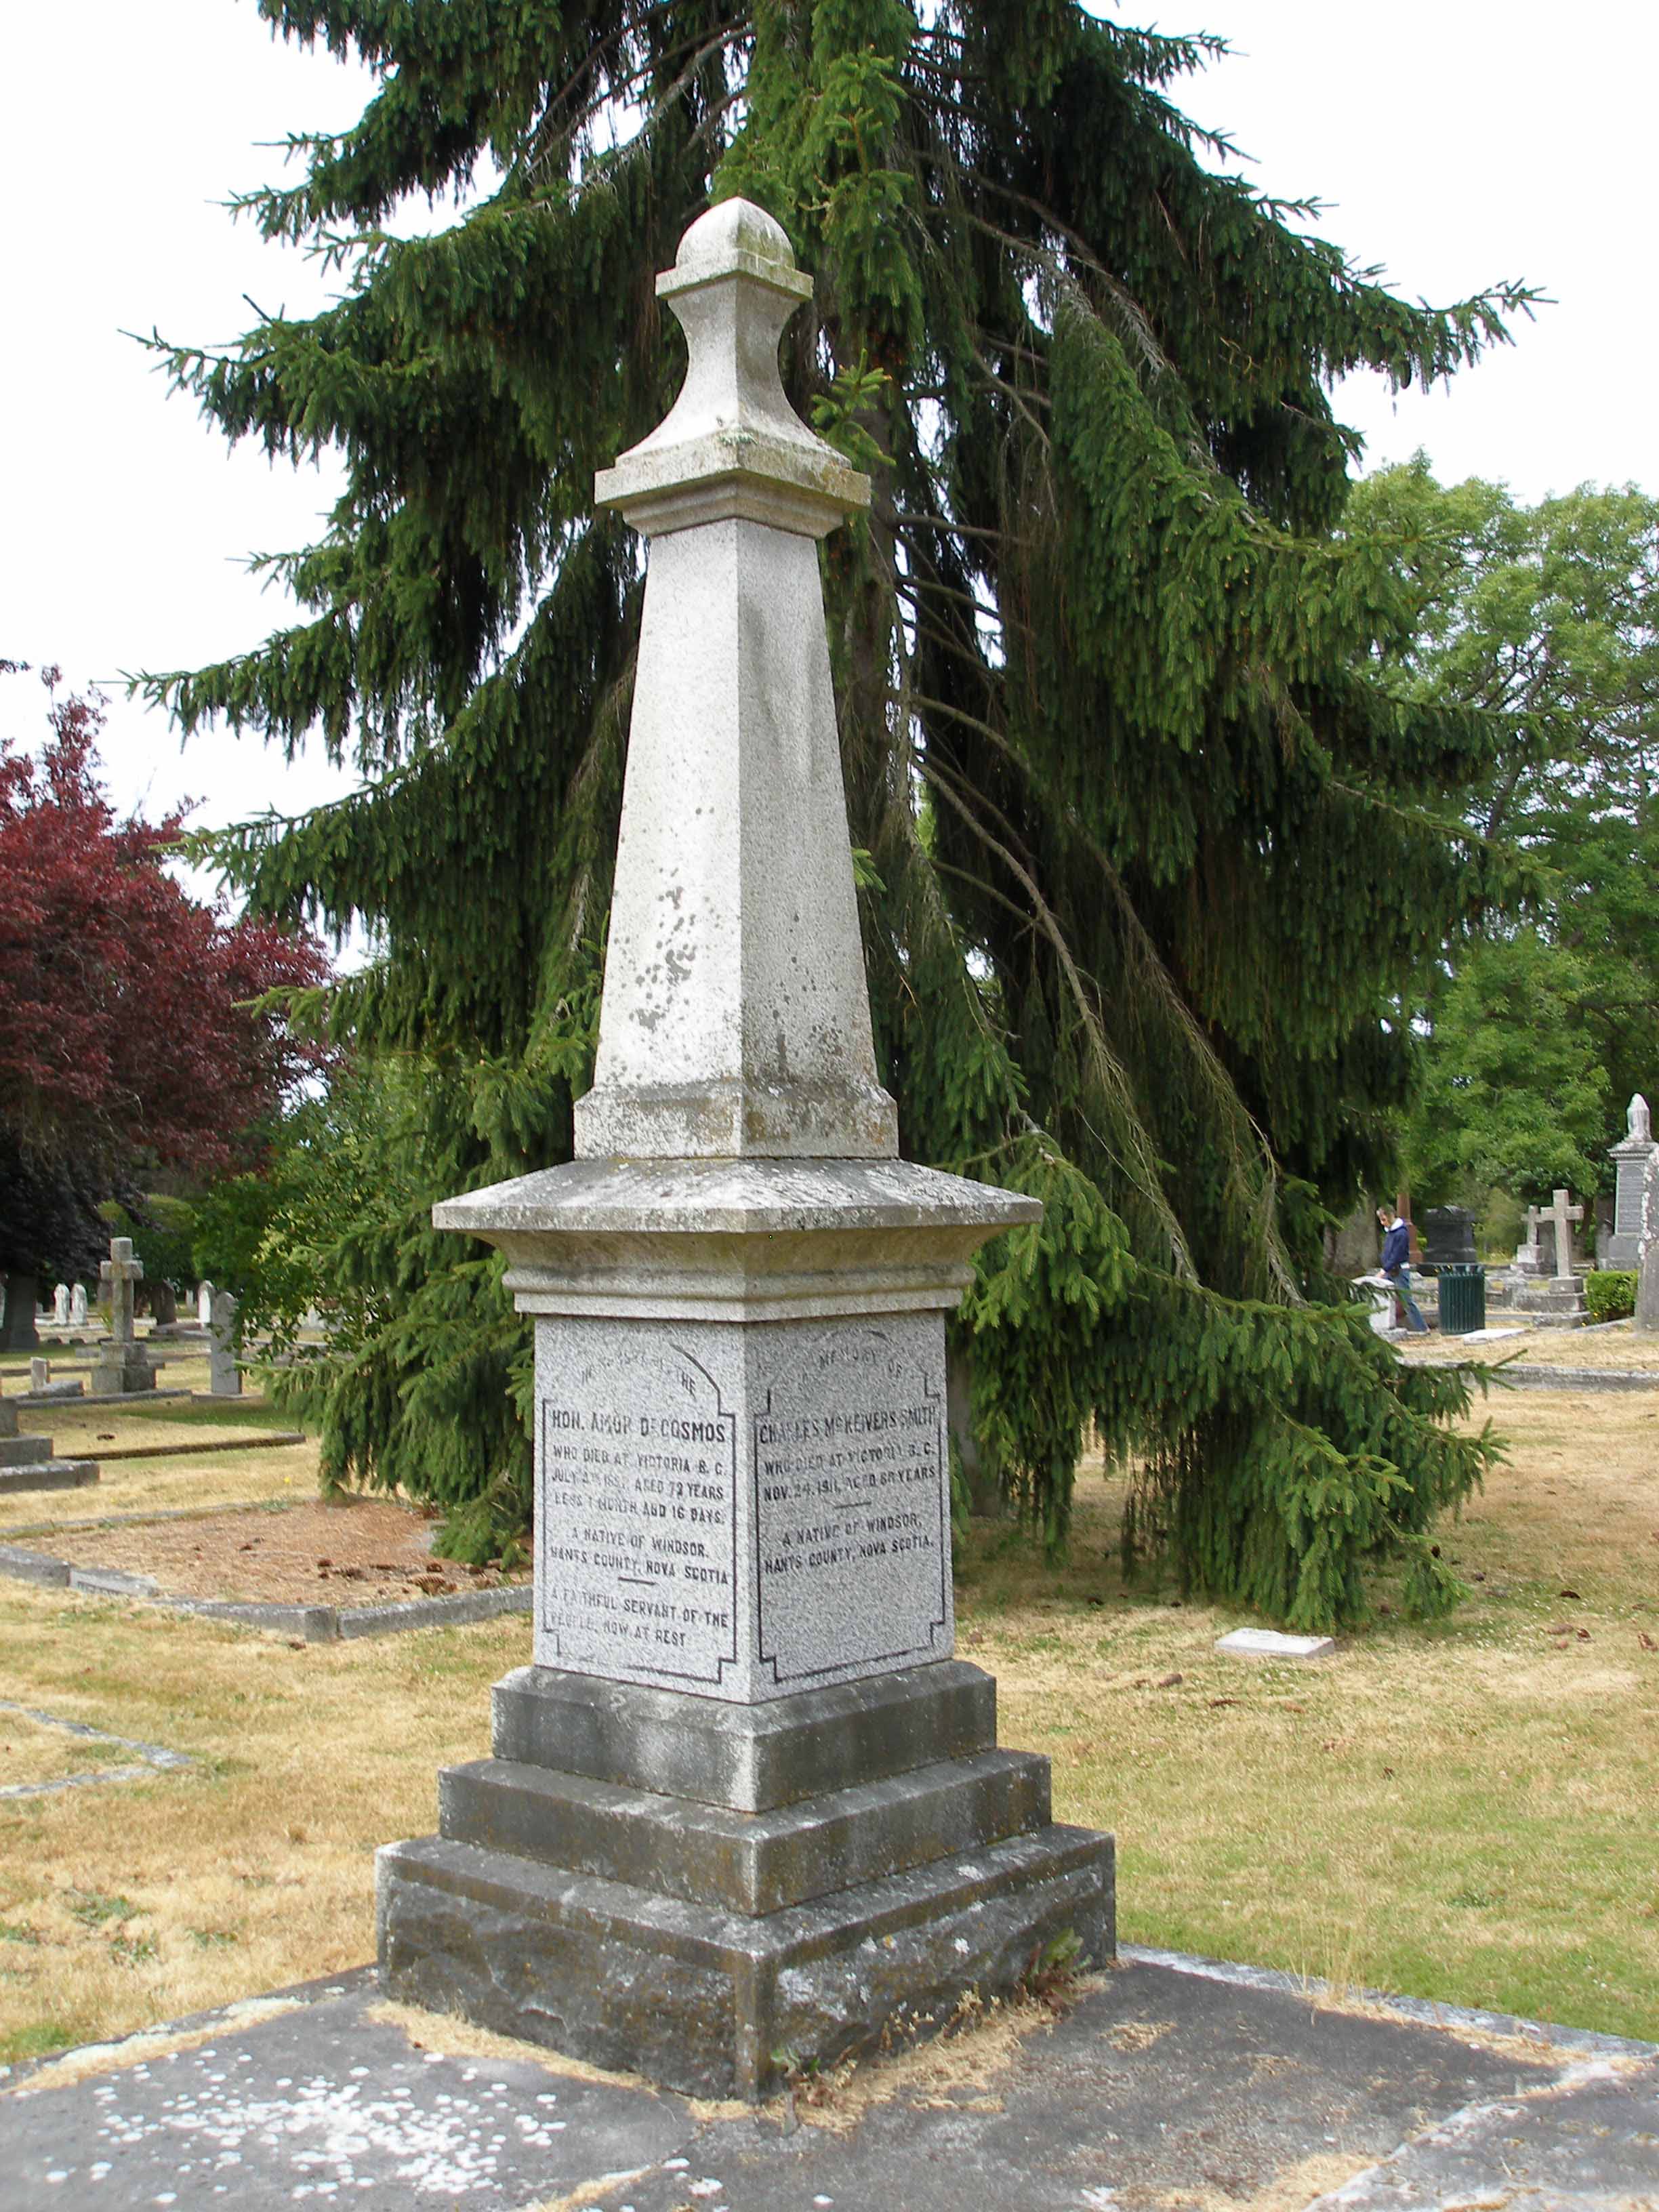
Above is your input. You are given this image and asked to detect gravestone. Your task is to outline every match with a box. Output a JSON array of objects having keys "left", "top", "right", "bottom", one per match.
[
  {"left": 207, "top": 1288, "right": 241, "bottom": 1396},
  {"left": 1420, "top": 1207, "right": 1476, "bottom": 1267},
  {"left": 1326, "top": 1201, "right": 1378, "bottom": 1279},
  {"left": 1544, "top": 1187, "right": 1584, "bottom": 1282},
  {"left": 198, "top": 1280, "right": 214, "bottom": 1326},
  {"left": 1, "top": 1273, "right": 40, "bottom": 1351},
  {"left": 69, "top": 1282, "right": 87, "bottom": 1329},
  {"left": 28, "top": 1357, "right": 47, "bottom": 1394},
  {"left": 1603, "top": 1094, "right": 1656, "bottom": 1269},
  {"left": 89, "top": 1237, "right": 158, "bottom": 1395},
  {"left": 51, "top": 1283, "right": 70, "bottom": 1327},
  {"left": 1511, "top": 1189, "right": 1588, "bottom": 1323},
  {"left": 376, "top": 201, "right": 1114, "bottom": 2100},
  {"left": 0, "top": 1381, "right": 97, "bottom": 1496},
  {"left": 1513, "top": 1204, "right": 1550, "bottom": 1278},
  {"left": 1636, "top": 1153, "right": 1659, "bottom": 1332}
]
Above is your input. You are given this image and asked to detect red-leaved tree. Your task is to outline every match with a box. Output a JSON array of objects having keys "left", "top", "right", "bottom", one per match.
[{"left": 0, "top": 665, "right": 329, "bottom": 1289}]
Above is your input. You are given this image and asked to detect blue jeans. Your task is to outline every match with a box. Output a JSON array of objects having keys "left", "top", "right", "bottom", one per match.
[{"left": 1388, "top": 1266, "right": 1429, "bottom": 1333}]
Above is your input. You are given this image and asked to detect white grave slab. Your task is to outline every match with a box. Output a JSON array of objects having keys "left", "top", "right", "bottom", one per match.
[{"left": 1215, "top": 1627, "right": 1336, "bottom": 1660}]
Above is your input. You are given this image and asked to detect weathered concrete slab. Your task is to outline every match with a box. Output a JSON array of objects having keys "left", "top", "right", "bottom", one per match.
[{"left": 1, "top": 1952, "right": 1651, "bottom": 2211}]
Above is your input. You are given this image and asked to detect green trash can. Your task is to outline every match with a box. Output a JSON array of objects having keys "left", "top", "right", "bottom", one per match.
[{"left": 1437, "top": 1263, "right": 1486, "bottom": 1336}]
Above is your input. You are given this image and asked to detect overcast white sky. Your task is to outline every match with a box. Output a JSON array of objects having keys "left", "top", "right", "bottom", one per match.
[{"left": 3, "top": 1, "right": 1654, "bottom": 870}]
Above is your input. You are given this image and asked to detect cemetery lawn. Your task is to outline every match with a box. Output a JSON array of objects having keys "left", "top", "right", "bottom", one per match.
[
  {"left": 1401, "top": 1322, "right": 1659, "bottom": 1371},
  {"left": 0, "top": 1389, "right": 1654, "bottom": 2066}
]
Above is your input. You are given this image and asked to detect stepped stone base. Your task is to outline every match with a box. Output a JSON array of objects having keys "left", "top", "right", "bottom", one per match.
[
  {"left": 378, "top": 1661, "right": 1114, "bottom": 2097},
  {"left": 1510, "top": 1277, "right": 1587, "bottom": 1324},
  {"left": 378, "top": 1822, "right": 1113, "bottom": 2100},
  {"left": 89, "top": 1346, "right": 157, "bottom": 1394}
]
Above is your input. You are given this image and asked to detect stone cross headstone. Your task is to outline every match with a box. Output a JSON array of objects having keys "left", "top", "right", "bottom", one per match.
[
  {"left": 207, "top": 1289, "right": 241, "bottom": 1397},
  {"left": 69, "top": 1282, "right": 87, "bottom": 1328},
  {"left": 1543, "top": 1188, "right": 1584, "bottom": 1284},
  {"left": 197, "top": 1280, "right": 214, "bottom": 1327},
  {"left": 51, "top": 1284, "right": 70, "bottom": 1327},
  {"left": 101, "top": 1237, "right": 142, "bottom": 1345},
  {"left": 1604, "top": 1093, "right": 1657, "bottom": 1269},
  {"left": 89, "top": 1237, "right": 157, "bottom": 1395},
  {"left": 376, "top": 200, "right": 1113, "bottom": 2101}
]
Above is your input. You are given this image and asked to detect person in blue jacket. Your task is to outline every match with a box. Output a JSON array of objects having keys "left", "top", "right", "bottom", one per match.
[{"left": 1376, "top": 1202, "right": 1429, "bottom": 1333}]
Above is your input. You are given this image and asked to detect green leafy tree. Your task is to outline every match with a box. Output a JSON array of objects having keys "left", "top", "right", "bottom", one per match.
[
  {"left": 148, "top": 2, "right": 1534, "bottom": 1624},
  {"left": 1348, "top": 460, "right": 1659, "bottom": 1206}
]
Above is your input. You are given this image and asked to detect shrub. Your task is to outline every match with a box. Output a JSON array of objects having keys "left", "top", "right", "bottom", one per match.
[{"left": 1586, "top": 1271, "right": 1637, "bottom": 1324}]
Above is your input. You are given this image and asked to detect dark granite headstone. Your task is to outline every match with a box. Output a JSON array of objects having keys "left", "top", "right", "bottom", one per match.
[{"left": 1421, "top": 1207, "right": 1477, "bottom": 1267}]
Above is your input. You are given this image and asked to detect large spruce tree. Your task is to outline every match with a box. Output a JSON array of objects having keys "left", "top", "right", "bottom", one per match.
[{"left": 152, "top": 0, "right": 1534, "bottom": 1625}]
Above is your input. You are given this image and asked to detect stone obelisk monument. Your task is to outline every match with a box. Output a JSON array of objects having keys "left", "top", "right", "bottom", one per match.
[{"left": 376, "top": 199, "right": 1115, "bottom": 2097}]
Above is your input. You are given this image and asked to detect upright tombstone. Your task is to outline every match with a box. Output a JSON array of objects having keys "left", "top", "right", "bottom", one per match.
[
  {"left": 89, "top": 1237, "right": 157, "bottom": 1395},
  {"left": 69, "top": 1282, "right": 88, "bottom": 1330},
  {"left": 1603, "top": 1094, "right": 1656, "bottom": 1269},
  {"left": 197, "top": 1280, "right": 214, "bottom": 1327},
  {"left": 1420, "top": 1207, "right": 1477, "bottom": 1269},
  {"left": 0, "top": 1274, "right": 40, "bottom": 1352},
  {"left": 376, "top": 202, "right": 1115, "bottom": 2099},
  {"left": 51, "top": 1284, "right": 70, "bottom": 1328},
  {"left": 207, "top": 1289, "right": 241, "bottom": 1397}
]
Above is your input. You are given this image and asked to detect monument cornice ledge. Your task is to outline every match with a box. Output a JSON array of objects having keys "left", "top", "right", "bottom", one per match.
[
  {"left": 595, "top": 428, "right": 869, "bottom": 540},
  {"left": 434, "top": 1155, "right": 1040, "bottom": 1240},
  {"left": 655, "top": 247, "right": 813, "bottom": 304}
]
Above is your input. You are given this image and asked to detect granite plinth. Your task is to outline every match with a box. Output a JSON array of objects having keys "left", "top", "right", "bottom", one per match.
[
  {"left": 528, "top": 1305, "right": 961, "bottom": 1702},
  {"left": 377, "top": 1821, "right": 1114, "bottom": 2100},
  {"left": 491, "top": 1659, "right": 997, "bottom": 1811}
]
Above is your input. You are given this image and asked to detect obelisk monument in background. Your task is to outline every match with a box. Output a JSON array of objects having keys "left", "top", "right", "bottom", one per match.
[{"left": 376, "top": 198, "right": 1115, "bottom": 2098}]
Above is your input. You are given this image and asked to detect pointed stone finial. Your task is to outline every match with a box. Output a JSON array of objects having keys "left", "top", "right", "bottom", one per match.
[{"left": 595, "top": 198, "right": 869, "bottom": 541}]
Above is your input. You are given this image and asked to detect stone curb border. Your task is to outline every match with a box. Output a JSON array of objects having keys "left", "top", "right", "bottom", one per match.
[
  {"left": 1492, "top": 1365, "right": 1659, "bottom": 1391},
  {"left": 1120, "top": 1944, "right": 1659, "bottom": 2061},
  {"left": 0, "top": 1697, "right": 194, "bottom": 1803},
  {"left": 0, "top": 1540, "right": 533, "bottom": 1643}
]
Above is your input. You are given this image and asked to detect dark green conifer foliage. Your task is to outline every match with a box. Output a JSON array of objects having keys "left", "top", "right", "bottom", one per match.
[{"left": 152, "top": 0, "right": 1534, "bottom": 1622}]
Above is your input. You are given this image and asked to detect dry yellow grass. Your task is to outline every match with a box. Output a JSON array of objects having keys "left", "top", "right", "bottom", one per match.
[
  {"left": 41, "top": 1400, "right": 281, "bottom": 1456},
  {"left": 1402, "top": 1320, "right": 1659, "bottom": 1371},
  {"left": 0, "top": 1592, "right": 518, "bottom": 2062},
  {"left": 970, "top": 1388, "right": 1659, "bottom": 2041},
  {"left": 0, "top": 1384, "right": 1653, "bottom": 2068},
  {"left": 0, "top": 1440, "right": 318, "bottom": 1538},
  {"left": 0, "top": 1712, "right": 128, "bottom": 1790}
]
